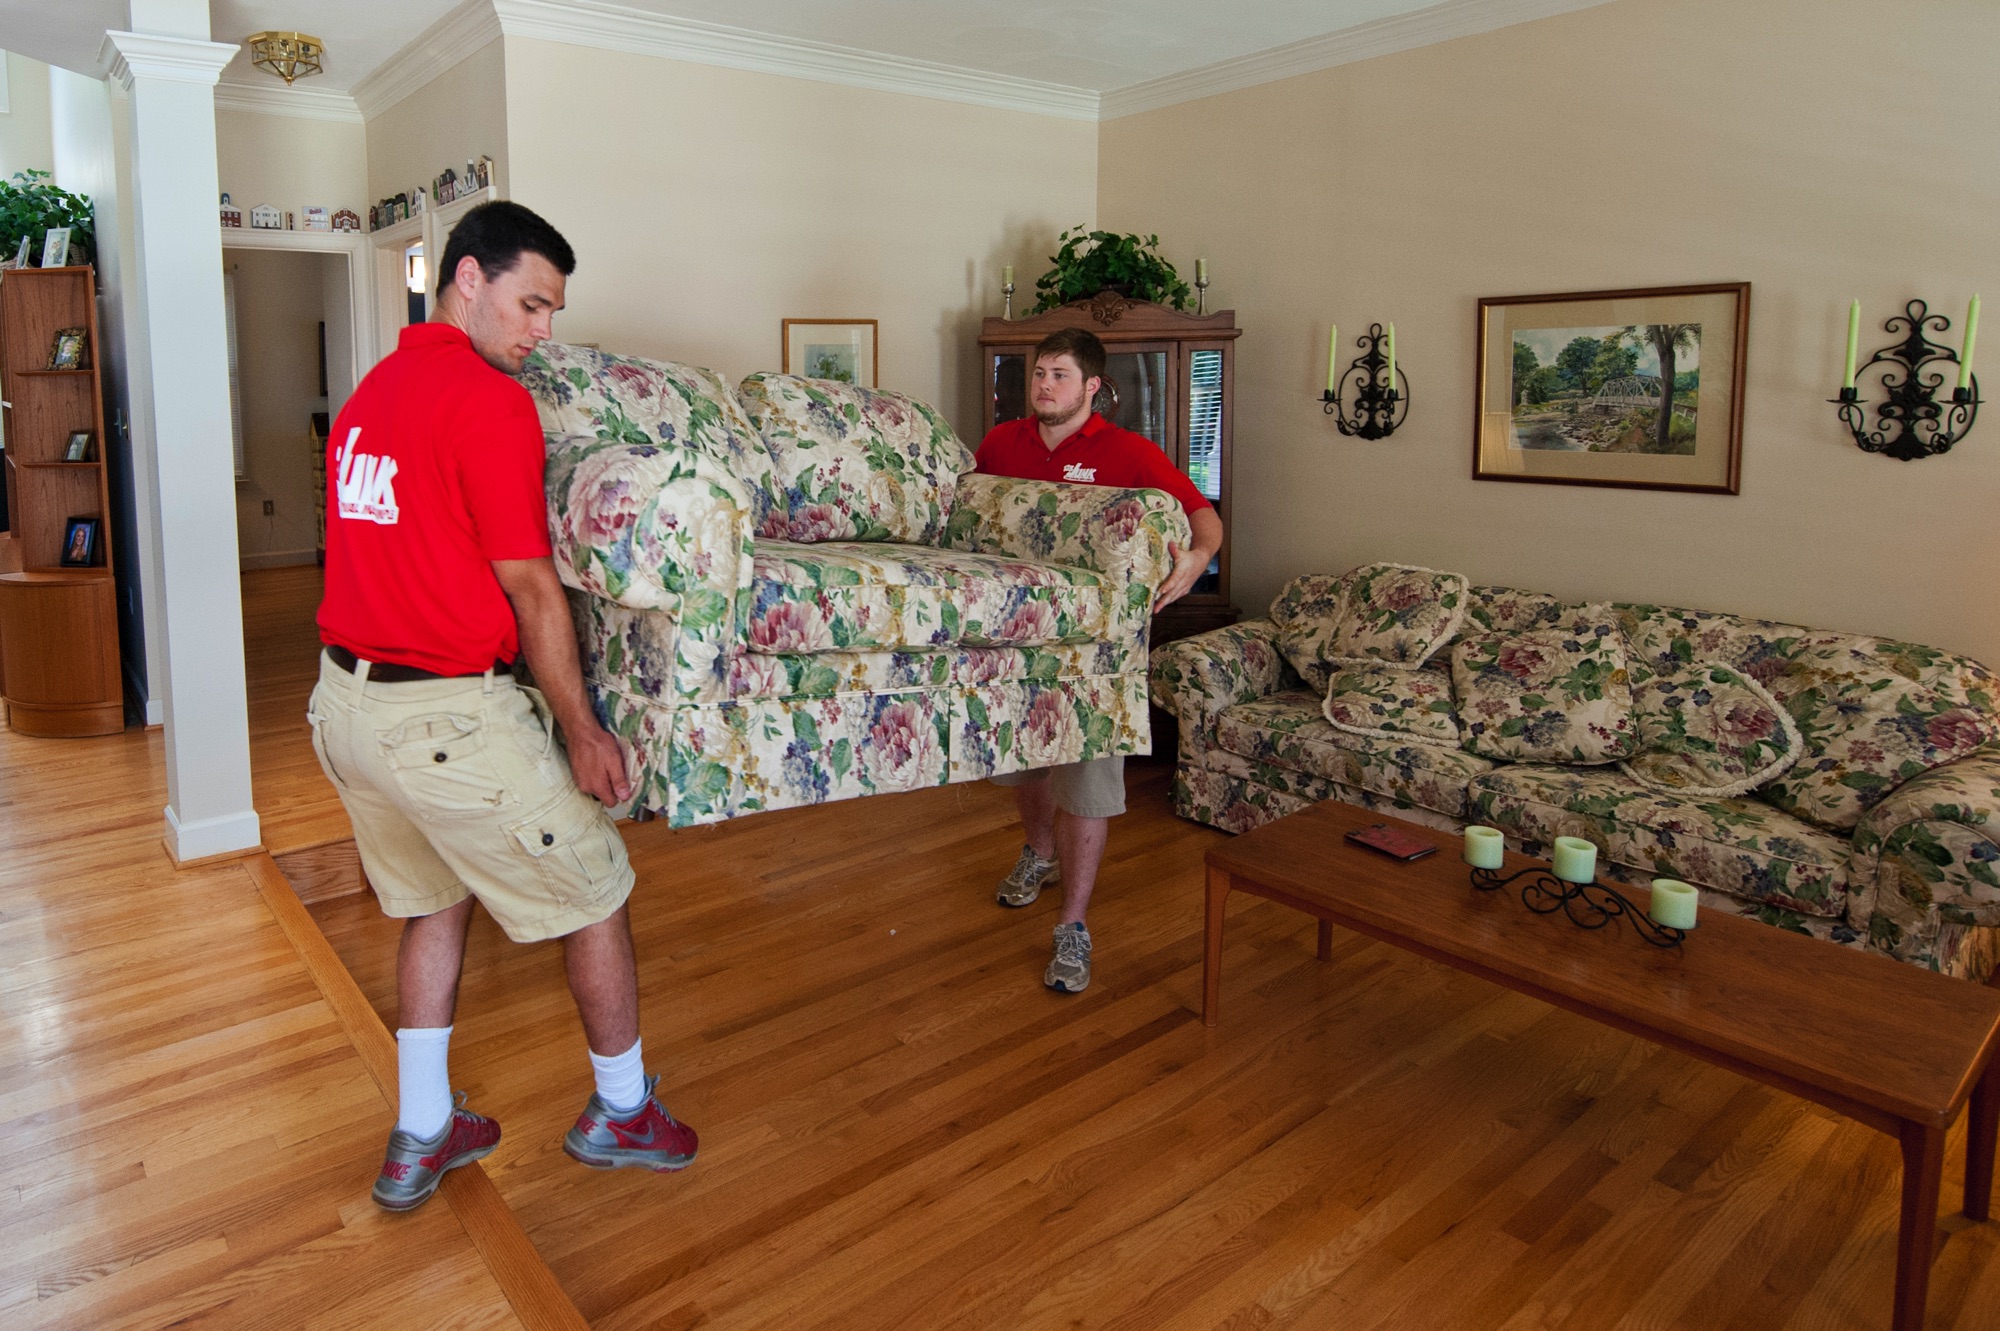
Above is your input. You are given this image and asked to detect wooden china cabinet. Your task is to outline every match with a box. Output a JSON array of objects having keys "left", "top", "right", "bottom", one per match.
[{"left": 977, "top": 295, "right": 1241, "bottom": 647}]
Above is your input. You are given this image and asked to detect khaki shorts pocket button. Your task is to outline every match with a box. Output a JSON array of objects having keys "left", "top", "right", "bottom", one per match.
[
  {"left": 541, "top": 832, "right": 554, "bottom": 845},
  {"left": 435, "top": 752, "right": 448, "bottom": 763}
]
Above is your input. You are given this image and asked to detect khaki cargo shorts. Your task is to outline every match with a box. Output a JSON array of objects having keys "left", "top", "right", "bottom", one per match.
[
  {"left": 306, "top": 652, "right": 634, "bottom": 943},
  {"left": 990, "top": 755, "right": 1127, "bottom": 819}
]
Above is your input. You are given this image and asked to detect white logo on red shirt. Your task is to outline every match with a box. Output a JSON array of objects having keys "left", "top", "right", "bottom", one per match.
[
  {"left": 335, "top": 427, "right": 400, "bottom": 525},
  {"left": 1061, "top": 463, "right": 1097, "bottom": 483}
]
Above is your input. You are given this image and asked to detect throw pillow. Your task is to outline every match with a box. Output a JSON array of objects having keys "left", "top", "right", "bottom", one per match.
[
  {"left": 1321, "top": 663, "right": 1462, "bottom": 750},
  {"left": 1620, "top": 662, "right": 1803, "bottom": 797},
  {"left": 1452, "top": 610, "right": 1636, "bottom": 764},
  {"left": 1330, "top": 562, "right": 1470, "bottom": 668},
  {"left": 1268, "top": 573, "right": 1349, "bottom": 694}
]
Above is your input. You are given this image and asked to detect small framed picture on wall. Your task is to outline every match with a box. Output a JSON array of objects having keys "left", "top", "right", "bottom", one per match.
[
  {"left": 782, "top": 318, "right": 878, "bottom": 387},
  {"left": 60, "top": 516, "right": 100, "bottom": 567},
  {"left": 64, "top": 429, "right": 93, "bottom": 462}
]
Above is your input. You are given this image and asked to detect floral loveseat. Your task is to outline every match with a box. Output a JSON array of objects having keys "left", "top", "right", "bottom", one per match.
[
  {"left": 1151, "top": 565, "right": 2000, "bottom": 979},
  {"left": 519, "top": 343, "right": 1187, "bottom": 828}
]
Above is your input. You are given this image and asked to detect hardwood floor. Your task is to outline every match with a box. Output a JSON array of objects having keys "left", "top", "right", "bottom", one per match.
[{"left": 7, "top": 564, "right": 2000, "bottom": 1328}]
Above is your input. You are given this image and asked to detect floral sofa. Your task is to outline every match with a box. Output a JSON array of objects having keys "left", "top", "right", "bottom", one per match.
[
  {"left": 518, "top": 343, "right": 1187, "bottom": 828},
  {"left": 1151, "top": 566, "right": 2000, "bottom": 979}
]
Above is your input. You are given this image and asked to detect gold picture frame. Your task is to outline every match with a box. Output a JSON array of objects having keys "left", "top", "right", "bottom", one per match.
[
  {"left": 48, "top": 327, "right": 87, "bottom": 371},
  {"left": 1473, "top": 282, "right": 1749, "bottom": 494},
  {"left": 782, "top": 318, "right": 878, "bottom": 387}
]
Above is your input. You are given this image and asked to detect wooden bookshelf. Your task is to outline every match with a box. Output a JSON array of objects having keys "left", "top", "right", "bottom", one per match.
[{"left": 0, "top": 265, "right": 123, "bottom": 736}]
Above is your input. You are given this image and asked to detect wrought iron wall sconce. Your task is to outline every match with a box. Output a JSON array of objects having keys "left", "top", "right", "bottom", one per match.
[
  {"left": 1321, "top": 322, "right": 1409, "bottom": 439},
  {"left": 1830, "top": 299, "right": 1980, "bottom": 459}
]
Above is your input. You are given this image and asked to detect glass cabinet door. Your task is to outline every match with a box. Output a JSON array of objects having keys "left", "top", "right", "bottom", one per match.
[{"left": 1096, "top": 348, "right": 1173, "bottom": 451}]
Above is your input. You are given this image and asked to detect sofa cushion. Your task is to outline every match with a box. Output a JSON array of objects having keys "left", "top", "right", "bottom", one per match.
[
  {"left": 1451, "top": 611, "right": 1636, "bottom": 764},
  {"left": 1332, "top": 562, "right": 1469, "bottom": 667},
  {"left": 737, "top": 374, "right": 975, "bottom": 545},
  {"left": 522, "top": 343, "right": 782, "bottom": 528},
  {"left": 1269, "top": 572, "right": 1349, "bottom": 694},
  {"left": 1617, "top": 607, "right": 2000, "bottom": 831},
  {"left": 1214, "top": 689, "right": 1493, "bottom": 820},
  {"left": 1321, "top": 663, "right": 1462, "bottom": 750},
  {"left": 1467, "top": 764, "right": 1849, "bottom": 918},
  {"left": 1621, "top": 662, "right": 1803, "bottom": 798},
  {"left": 747, "top": 541, "right": 1109, "bottom": 655}
]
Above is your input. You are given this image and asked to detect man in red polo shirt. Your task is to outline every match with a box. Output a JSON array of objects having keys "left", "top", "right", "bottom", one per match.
[
  {"left": 980, "top": 327, "right": 1223, "bottom": 993},
  {"left": 312, "top": 202, "right": 696, "bottom": 1212}
]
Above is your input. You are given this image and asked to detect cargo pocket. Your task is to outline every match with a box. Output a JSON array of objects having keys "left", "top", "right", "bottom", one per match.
[
  {"left": 506, "top": 798, "right": 626, "bottom": 905},
  {"left": 383, "top": 712, "right": 514, "bottom": 815},
  {"left": 306, "top": 707, "right": 346, "bottom": 790}
]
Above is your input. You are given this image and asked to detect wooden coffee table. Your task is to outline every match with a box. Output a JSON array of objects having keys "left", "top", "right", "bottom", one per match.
[{"left": 1203, "top": 801, "right": 2000, "bottom": 1331}]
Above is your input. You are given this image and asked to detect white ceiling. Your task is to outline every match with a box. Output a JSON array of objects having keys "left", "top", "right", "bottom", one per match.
[{"left": 4, "top": 0, "right": 1482, "bottom": 93}]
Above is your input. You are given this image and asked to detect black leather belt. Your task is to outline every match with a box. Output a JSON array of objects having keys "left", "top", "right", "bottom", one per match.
[{"left": 324, "top": 644, "right": 513, "bottom": 683}]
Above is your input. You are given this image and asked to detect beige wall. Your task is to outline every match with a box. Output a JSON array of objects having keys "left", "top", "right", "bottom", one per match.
[
  {"left": 0, "top": 51, "right": 54, "bottom": 180},
  {"left": 502, "top": 37, "right": 1096, "bottom": 439},
  {"left": 228, "top": 248, "right": 335, "bottom": 565},
  {"left": 365, "top": 38, "right": 509, "bottom": 206},
  {"left": 214, "top": 109, "right": 366, "bottom": 223},
  {"left": 1099, "top": 0, "right": 2000, "bottom": 666}
]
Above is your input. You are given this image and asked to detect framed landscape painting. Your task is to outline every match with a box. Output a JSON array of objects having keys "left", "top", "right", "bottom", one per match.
[
  {"left": 782, "top": 318, "right": 878, "bottom": 387},
  {"left": 1474, "top": 283, "right": 1748, "bottom": 493}
]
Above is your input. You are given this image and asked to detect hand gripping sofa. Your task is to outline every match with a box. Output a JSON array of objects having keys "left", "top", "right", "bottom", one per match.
[
  {"left": 519, "top": 343, "right": 1188, "bottom": 829},
  {"left": 1150, "top": 566, "right": 2000, "bottom": 979}
]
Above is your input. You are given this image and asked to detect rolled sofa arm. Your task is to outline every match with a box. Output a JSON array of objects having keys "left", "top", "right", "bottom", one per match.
[
  {"left": 944, "top": 473, "right": 1187, "bottom": 595},
  {"left": 544, "top": 431, "right": 756, "bottom": 621},
  {"left": 1846, "top": 745, "right": 2000, "bottom": 975},
  {"left": 1149, "top": 618, "right": 1290, "bottom": 731}
]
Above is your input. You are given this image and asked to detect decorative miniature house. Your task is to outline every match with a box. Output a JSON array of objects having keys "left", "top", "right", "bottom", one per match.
[
  {"left": 219, "top": 193, "right": 242, "bottom": 228},
  {"left": 301, "top": 206, "right": 329, "bottom": 232},
  {"left": 249, "top": 202, "right": 282, "bottom": 230},
  {"left": 331, "top": 209, "right": 361, "bottom": 233}
]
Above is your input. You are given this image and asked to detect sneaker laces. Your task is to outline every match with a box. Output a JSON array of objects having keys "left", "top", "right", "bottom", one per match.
[{"left": 1053, "top": 925, "right": 1090, "bottom": 965}]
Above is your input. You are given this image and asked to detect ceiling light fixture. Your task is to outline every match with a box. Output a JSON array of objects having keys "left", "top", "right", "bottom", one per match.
[{"left": 246, "top": 31, "right": 324, "bottom": 85}]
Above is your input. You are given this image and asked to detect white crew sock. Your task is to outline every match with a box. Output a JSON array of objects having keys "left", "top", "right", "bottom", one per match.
[
  {"left": 396, "top": 1026, "right": 455, "bottom": 1140},
  {"left": 590, "top": 1038, "right": 648, "bottom": 1117}
]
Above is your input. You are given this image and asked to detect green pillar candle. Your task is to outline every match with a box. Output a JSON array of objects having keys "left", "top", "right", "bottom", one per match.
[
  {"left": 1959, "top": 294, "right": 1980, "bottom": 392},
  {"left": 1649, "top": 878, "right": 1699, "bottom": 929},
  {"left": 1385, "top": 322, "right": 1397, "bottom": 390},
  {"left": 1327, "top": 325, "right": 1338, "bottom": 394},
  {"left": 1551, "top": 836, "right": 1596, "bottom": 883},
  {"left": 1844, "top": 300, "right": 1860, "bottom": 391},
  {"left": 1463, "top": 825, "right": 1504, "bottom": 870}
]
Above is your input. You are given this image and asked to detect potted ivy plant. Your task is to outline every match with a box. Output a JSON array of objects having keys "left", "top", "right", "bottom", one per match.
[
  {"left": 0, "top": 170, "right": 94, "bottom": 268},
  {"left": 1032, "top": 226, "right": 1191, "bottom": 313}
]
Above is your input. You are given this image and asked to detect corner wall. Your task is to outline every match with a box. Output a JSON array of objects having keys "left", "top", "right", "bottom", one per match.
[
  {"left": 1098, "top": 0, "right": 2000, "bottom": 666},
  {"left": 364, "top": 38, "right": 508, "bottom": 206},
  {"left": 501, "top": 37, "right": 1096, "bottom": 439}
]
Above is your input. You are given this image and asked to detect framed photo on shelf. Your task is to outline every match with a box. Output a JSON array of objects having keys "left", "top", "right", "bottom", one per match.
[
  {"left": 782, "top": 318, "right": 878, "bottom": 387},
  {"left": 60, "top": 516, "right": 100, "bottom": 567},
  {"left": 1473, "top": 282, "right": 1749, "bottom": 495},
  {"left": 48, "top": 327, "right": 87, "bottom": 370},
  {"left": 63, "top": 429, "right": 93, "bottom": 462},
  {"left": 40, "top": 226, "right": 71, "bottom": 269}
]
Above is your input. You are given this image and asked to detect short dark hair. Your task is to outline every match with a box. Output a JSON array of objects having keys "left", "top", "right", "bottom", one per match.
[
  {"left": 435, "top": 200, "right": 575, "bottom": 297},
  {"left": 1034, "top": 327, "right": 1105, "bottom": 383}
]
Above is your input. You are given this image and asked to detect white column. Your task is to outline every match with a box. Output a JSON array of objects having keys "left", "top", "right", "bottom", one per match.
[{"left": 100, "top": 30, "right": 261, "bottom": 862}]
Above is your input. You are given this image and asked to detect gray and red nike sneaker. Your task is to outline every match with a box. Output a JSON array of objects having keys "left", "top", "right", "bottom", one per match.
[
  {"left": 563, "top": 1074, "right": 698, "bottom": 1172},
  {"left": 371, "top": 1093, "right": 501, "bottom": 1211}
]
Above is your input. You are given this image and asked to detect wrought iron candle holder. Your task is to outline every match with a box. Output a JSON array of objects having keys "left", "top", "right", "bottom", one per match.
[
  {"left": 1321, "top": 322, "right": 1409, "bottom": 439},
  {"left": 1830, "top": 299, "right": 1980, "bottom": 460},
  {"left": 1470, "top": 864, "right": 1686, "bottom": 948}
]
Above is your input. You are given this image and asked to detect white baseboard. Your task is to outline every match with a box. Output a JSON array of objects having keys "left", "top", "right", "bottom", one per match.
[
  {"left": 164, "top": 803, "right": 264, "bottom": 865},
  {"left": 145, "top": 697, "right": 164, "bottom": 727},
  {"left": 239, "top": 548, "right": 319, "bottom": 571}
]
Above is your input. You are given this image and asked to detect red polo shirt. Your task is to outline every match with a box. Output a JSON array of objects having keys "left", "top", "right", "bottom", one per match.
[
  {"left": 973, "top": 412, "right": 1212, "bottom": 516},
  {"left": 317, "top": 323, "right": 552, "bottom": 676}
]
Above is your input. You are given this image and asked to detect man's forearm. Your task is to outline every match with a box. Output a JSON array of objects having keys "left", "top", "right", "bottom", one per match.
[
  {"left": 1190, "top": 507, "right": 1224, "bottom": 560},
  {"left": 509, "top": 574, "right": 598, "bottom": 737}
]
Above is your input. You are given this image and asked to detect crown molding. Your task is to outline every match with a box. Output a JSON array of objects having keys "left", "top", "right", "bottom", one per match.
[
  {"left": 489, "top": 0, "right": 1099, "bottom": 121},
  {"left": 99, "top": 30, "right": 238, "bottom": 93},
  {"left": 1100, "top": 0, "right": 1618, "bottom": 120},
  {"left": 214, "top": 80, "right": 364, "bottom": 124},
  {"left": 350, "top": 0, "right": 504, "bottom": 120}
]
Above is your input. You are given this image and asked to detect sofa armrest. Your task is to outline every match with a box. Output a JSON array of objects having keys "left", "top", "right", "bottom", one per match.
[
  {"left": 1846, "top": 745, "right": 2000, "bottom": 972},
  {"left": 943, "top": 473, "right": 1188, "bottom": 592},
  {"left": 1149, "top": 618, "right": 1290, "bottom": 732},
  {"left": 545, "top": 430, "right": 755, "bottom": 615}
]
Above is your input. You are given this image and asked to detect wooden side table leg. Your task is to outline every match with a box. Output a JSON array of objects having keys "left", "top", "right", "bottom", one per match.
[
  {"left": 1203, "top": 865, "right": 1231, "bottom": 1027},
  {"left": 1894, "top": 1120, "right": 1945, "bottom": 1331},
  {"left": 1966, "top": 1055, "right": 1999, "bottom": 1222},
  {"left": 1317, "top": 919, "right": 1334, "bottom": 961}
]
